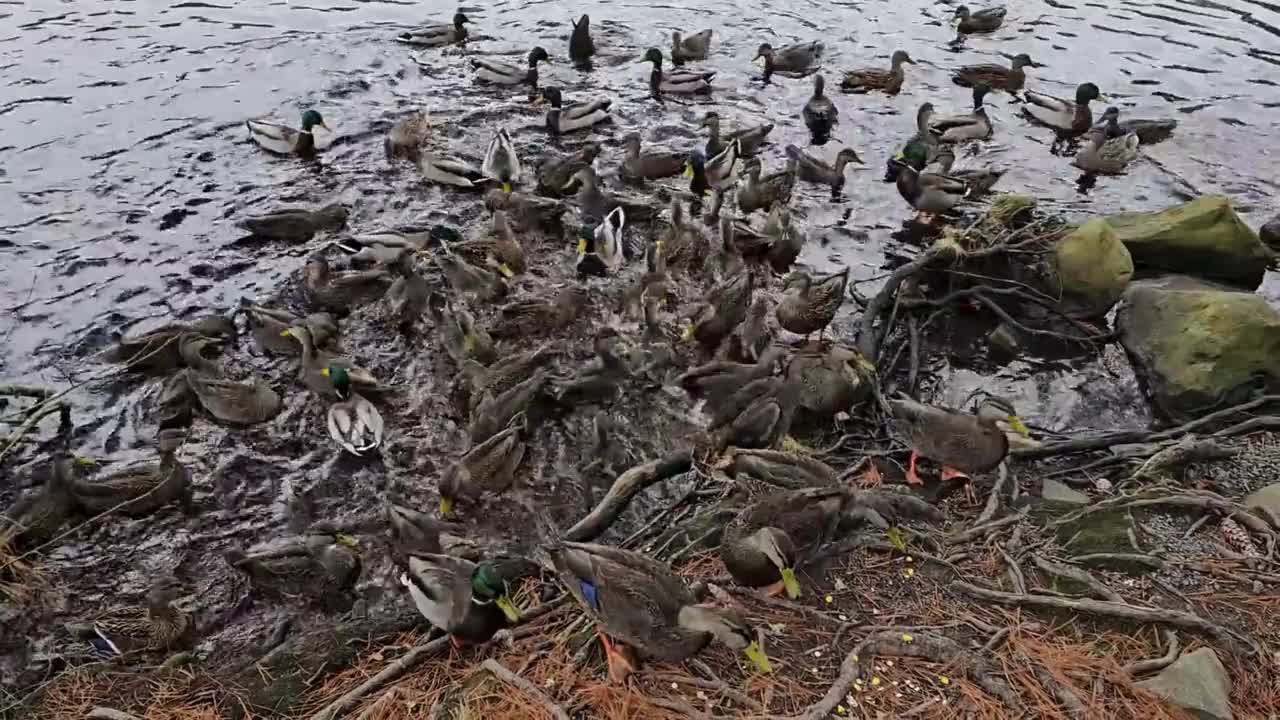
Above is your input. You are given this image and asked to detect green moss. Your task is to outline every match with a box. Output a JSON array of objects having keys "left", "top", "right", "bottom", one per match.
[
  {"left": 1051, "top": 219, "right": 1134, "bottom": 316},
  {"left": 1054, "top": 507, "right": 1135, "bottom": 555}
]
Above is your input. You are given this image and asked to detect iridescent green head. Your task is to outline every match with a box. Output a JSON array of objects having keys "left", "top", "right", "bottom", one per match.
[
  {"left": 324, "top": 362, "right": 351, "bottom": 399},
  {"left": 899, "top": 140, "right": 930, "bottom": 170},
  {"left": 300, "top": 109, "right": 328, "bottom": 133},
  {"left": 470, "top": 562, "right": 520, "bottom": 622}
]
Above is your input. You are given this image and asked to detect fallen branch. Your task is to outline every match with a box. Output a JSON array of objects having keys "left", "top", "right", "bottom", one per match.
[
  {"left": 1124, "top": 629, "right": 1179, "bottom": 676},
  {"left": 946, "top": 507, "right": 1028, "bottom": 545},
  {"left": 1129, "top": 435, "right": 1234, "bottom": 483},
  {"left": 564, "top": 450, "right": 694, "bottom": 542},
  {"left": 1030, "top": 554, "right": 1124, "bottom": 602},
  {"left": 977, "top": 463, "right": 1010, "bottom": 526},
  {"left": 479, "top": 659, "right": 570, "bottom": 720},
  {"left": 1052, "top": 489, "right": 1274, "bottom": 550}
]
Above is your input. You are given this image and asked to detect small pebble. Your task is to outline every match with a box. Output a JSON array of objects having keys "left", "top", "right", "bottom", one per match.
[{"left": 838, "top": 614, "right": 848, "bottom": 621}]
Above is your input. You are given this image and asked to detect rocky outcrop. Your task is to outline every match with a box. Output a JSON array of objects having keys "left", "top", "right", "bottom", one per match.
[
  {"left": 1105, "top": 195, "right": 1274, "bottom": 288},
  {"left": 1048, "top": 219, "right": 1134, "bottom": 316},
  {"left": 1135, "top": 648, "right": 1234, "bottom": 720},
  {"left": 1117, "top": 276, "right": 1280, "bottom": 421}
]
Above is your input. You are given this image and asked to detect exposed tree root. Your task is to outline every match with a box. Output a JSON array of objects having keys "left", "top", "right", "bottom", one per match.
[
  {"left": 1123, "top": 630, "right": 1179, "bottom": 676},
  {"left": 479, "top": 659, "right": 570, "bottom": 720},
  {"left": 564, "top": 450, "right": 694, "bottom": 542},
  {"left": 1031, "top": 554, "right": 1124, "bottom": 602}
]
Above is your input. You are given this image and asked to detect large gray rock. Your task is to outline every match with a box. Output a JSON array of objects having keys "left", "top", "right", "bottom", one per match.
[
  {"left": 1243, "top": 483, "right": 1280, "bottom": 528},
  {"left": 1117, "top": 275, "right": 1280, "bottom": 421},
  {"left": 1135, "top": 648, "right": 1233, "bottom": 720}
]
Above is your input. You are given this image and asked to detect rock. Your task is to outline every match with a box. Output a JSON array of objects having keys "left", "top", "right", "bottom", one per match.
[
  {"left": 1049, "top": 219, "right": 1134, "bottom": 316},
  {"left": 1117, "top": 275, "right": 1280, "bottom": 421},
  {"left": 1243, "top": 483, "right": 1280, "bottom": 528},
  {"left": 1041, "top": 478, "right": 1089, "bottom": 505},
  {"left": 1260, "top": 216, "right": 1280, "bottom": 253},
  {"left": 1053, "top": 506, "right": 1137, "bottom": 557},
  {"left": 1135, "top": 648, "right": 1233, "bottom": 720},
  {"left": 1104, "top": 195, "right": 1274, "bottom": 288}
]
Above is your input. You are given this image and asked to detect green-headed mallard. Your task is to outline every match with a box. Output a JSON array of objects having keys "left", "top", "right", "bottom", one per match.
[
  {"left": 737, "top": 158, "right": 797, "bottom": 215},
  {"left": 451, "top": 210, "right": 526, "bottom": 279},
  {"left": 490, "top": 286, "right": 587, "bottom": 339},
  {"left": 725, "top": 448, "right": 839, "bottom": 490},
  {"left": 325, "top": 364, "right": 384, "bottom": 456},
  {"left": 722, "top": 487, "right": 849, "bottom": 597},
  {"left": 889, "top": 393, "right": 1029, "bottom": 488},
  {"left": 236, "top": 203, "right": 348, "bottom": 242},
  {"left": 884, "top": 103, "right": 942, "bottom": 182},
  {"left": 802, "top": 74, "right": 838, "bottom": 139},
  {"left": 556, "top": 330, "right": 630, "bottom": 406},
  {"left": 549, "top": 541, "right": 772, "bottom": 681},
  {"left": 576, "top": 207, "right": 625, "bottom": 277},
  {"left": 893, "top": 141, "right": 968, "bottom": 222},
  {"left": 776, "top": 268, "right": 848, "bottom": 340},
  {"left": 684, "top": 266, "right": 753, "bottom": 349},
  {"left": 569, "top": 14, "right": 594, "bottom": 64},
  {"left": 283, "top": 324, "right": 381, "bottom": 399},
  {"left": 396, "top": 11, "right": 469, "bottom": 47},
  {"left": 684, "top": 140, "right": 740, "bottom": 196},
  {"left": 472, "top": 46, "right": 550, "bottom": 86},
  {"left": 537, "top": 86, "right": 611, "bottom": 135},
  {"left": 184, "top": 359, "right": 282, "bottom": 425},
  {"left": 67, "top": 576, "right": 191, "bottom": 655},
  {"left": 1074, "top": 125, "right": 1140, "bottom": 175},
  {"left": 677, "top": 345, "right": 784, "bottom": 409},
  {"left": 672, "top": 29, "right": 713, "bottom": 63},
  {"left": 429, "top": 293, "right": 497, "bottom": 366},
  {"left": 640, "top": 47, "right": 715, "bottom": 95},
  {"left": 441, "top": 414, "right": 527, "bottom": 515},
  {"left": 247, "top": 110, "right": 329, "bottom": 155},
  {"left": 621, "top": 133, "right": 685, "bottom": 181},
  {"left": 785, "top": 144, "right": 863, "bottom": 194},
  {"left": 226, "top": 530, "right": 360, "bottom": 601},
  {"left": 1023, "top": 82, "right": 1103, "bottom": 136},
  {"left": 101, "top": 316, "right": 234, "bottom": 373},
  {"left": 417, "top": 152, "right": 485, "bottom": 188},
  {"left": 469, "top": 370, "right": 547, "bottom": 444},
  {"left": 485, "top": 188, "right": 567, "bottom": 230},
  {"left": 400, "top": 554, "right": 520, "bottom": 646},
  {"left": 840, "top": 49, "right": 914, "bottom": 95},
  {"left": 953, "top": 53, "right": 1036, "bottom": 93},
  {"left": 765, "top": 205, "right": 805, "bottom": 274},
  {"left": 955, "top": 5, "right": 1006, "bottom": 33},
  {"left": 702, "top": 112, "right": 774, "bottom": 158},
  {"left": 931, "top": 84, "right": 993, "bottom": 142},
  {"left": 386, "top": 253, "right": 431, "bottom": 331},
  {"left": 538, "top": 142, "right": 602, "bottom": 196},
  {"left": 1098, "top": 106, "right": 1177, "bottom": 145},
  {"left": 302, "top": 255, "right": 393, "bottom": 313},
  {"left": 482, "top": 128, "right": 522, "bottom": 192},
  {"left": 2, "top": 454, "right": 75, "bottom": 547},
  {"left": 754, "top": 41, "right": 823, "bottom": 81},
  {"left": 385, "top": 111, "right": 433, "bottom": 163},
  {"left": 69, "top": 430, "right": 190, "bottom": 515},
  {"left": 435, "top": 243, "right": 507, "bottom": 301},
  {"left": 931, "top": 147, "right": 1004, "bottom": 196}
]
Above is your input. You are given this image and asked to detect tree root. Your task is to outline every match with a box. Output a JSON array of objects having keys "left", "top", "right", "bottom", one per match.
[
  {"left": 479, "top": 659, "right": 570, "bottom": 720},
  {"left": 1017, "top": 650, "right": 1088, "bottom": 718},
  {"left": 1129, "top": 435, "right": 1235, "bottom": 483},
  {"left": 1069, "top": 553, "right": 1165, "bottom": 571},
  {"left": 564, "top": 450, "right": 693, "bottom": 542},
  {"left": 946, "top": 507, "right": 1028, "bottom": 545},
  {"left": 1031, "top": 554, "right": 1124, "bottom": 602},
  {"left": 1124, "top": 629, "right": 1179, "bottom": 676}
]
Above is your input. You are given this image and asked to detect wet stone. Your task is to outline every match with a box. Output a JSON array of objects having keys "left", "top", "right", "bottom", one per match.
[
  {"left": 1242, "top": 483, "right": 1280, "bottom": 529},
  {"left": 1135, "top": 648, "right": 1233, "bottom": 720}
]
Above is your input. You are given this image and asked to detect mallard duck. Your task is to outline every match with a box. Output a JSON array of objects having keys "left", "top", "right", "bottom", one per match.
[
  {"left": 481, "top": 129, "right": 522, "bottom": 193},
  {"left": 563, "top": 166, "right": 654, "bottom": 224},
  {"left": 884, "top": 103, "right": 942, "bottom": 182},
  {"left": 67, "top": 577, "right": 191, "bottom": 655},
  {"left": 236, "top": 203, "right": 348, "bottom": 242},
  {"left": 640, "top": 47, "right": 715, "bottom": 95},
  {"left": 417, "top": 152, "right": 485, "bottom": 188},
  {"left": 684, "top": 267, "right": 753, "bottom": 349},
  {"left": 671, "top": 29, "right": 713, "bottom": 63},
  {"left": 955, "top": 5, "right": 1006, "bottom": 33},
  {"left": 430, "top": 293, "right": 497, "bottom": 366},
  {"left": 484, "top": 188, "right": 567, "bottom": 230},
  {"left": 677, "top": 346, "right": 784, "bottom": 409},
  {"left": 2, "top": 454, "right": 75, "bottom": 547},
  {"left": 729, "top": 296, "right": 774, "bottom": 361},
  {"left": 469, "top": 370, "right": 547, "bottom": 444},
  {"left": 786, "top": 345, "right": 868, "bottom": 419},
  {"left": 737, "top": 159, "right": 797, "bottom": 215},
  {"left": 776, "top": 268, "right": 848, "bottom": 340},
  {"left": 386, "top": 254, "right": 431, "bottom": 330},
  {"left": 184, "top": 362, "right": 282, "bottom": 425},
  {"left": 537, "top": 86, "right": 611, "bottom": 135},
  {"left": 685, "top": 141, "right": 741, "bottom": 196},
  {"left": 840, "top": 50, "right": 914, "bottom": 94},
  {"left": 385, "top": 111, "right": 433, "bottom": 162},
  {"left": 537, "top": 143, "right": 602, "bottom": 196},
  {"left": 702, "top": 112, "right": 773, "bottom": 159},
  {"left": 472, "top": 46, "right": 550, "bottom": 87},
  {"left": 931, "top": 85, "right": 993, "bottom": 142},
  {"left": 786, "top": 145, "right": 862, "bottom": 194},
  {"left": 451, "top": 210, "right": 526, "bottom": 278},
  {"left": 754, "top": 41, "right": 823, "bottom": 81},
  {"left": 69, "top": 430, "right": 191, "bottom": 515},
  {"left": 765, "top": 205, "right": 805, "bottom": 274},
  {"left": 722, "top": 487, "right": 849, "bottom": 597},
  {"left": 725, "top": 448, "right": 839, "bottom": 490},
  {"left": 396, "top": 11, "right": 469, "bottom": 47},
  {"left": 888, "top": 393, "right": 1029, "bottom": 487},
  {"left": 953, "top": 53, "right": 1036, "bottom": 93},
  {"left": 931, "top": 147, "right": 1004, "bottom": 196},
  {"left": 569, "top": 14, "right": 594, "bottom": 64},
  {"left": 1098, "top": 106, "right": 1177, "bottom": 145},
  {"left": 226, "top": 531, "right": 360, "bottom": 601},
  {"left": 324, "top": 364, "right": 384, "bottom": 456},
  {"left": 1023, "top": 82, "right": 1103, "bottom": 136},
  {"left": 283, "top": 324, "right": 381, "bottom": 399},
  {"left": 400, "top": 554, "right": 520, "bottom": 646},
  {"left": 549, "top": 542, "right": 772, "bottom": 681},
  {"left": 490, "top": 286, "right": 587, "bottom": 339},
  {"left": 435, "top": 243, "right": 507, "bottom": 301},
  {"left": 246, "top": 110, "right": 329, "bottom": 155},
  {"left": 893, "top": 141, "right": 968, "bottom": 223},
  {"left": 577, "top": 207, "right": 625, "bottom": 276},
  {"left": 802, "top": 74, "right": 838, "bottom": 138},
  {"left": 339, "top": 226, "right": 440, "bottom": 264},
  {"left": 441, "top": 415, "right": 527, "bottom": 515},
  {"left": 621, "top": 133, "right": 685, "bottom": 181},
  {"left": 710, "top": 376, "right": 804, "bottom": 450},
  {"left": 556, "top": 331, "right": 630, "bottom": 406},
  {"left": 659, "top": 198, "right": 707, "bottom": 272},
  {"left": 101, "top": 315, "right": 235, "bottom": 372},
  {"left": 1074, "top": 125, "right": 1140, "bottom": 175},
  {"left": 302, "top": 255, "right": 393, "bottom": 313},
  {"left": 460, "top": 346, "right": 557, "bottom": 411},
  {"left": 388, "top": 502, "right": 452, "bottom": 556}
]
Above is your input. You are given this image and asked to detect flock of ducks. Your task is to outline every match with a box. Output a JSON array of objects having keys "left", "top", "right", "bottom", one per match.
[{"left": 6, "top": 4, "right": 1171, "bottom": 687}]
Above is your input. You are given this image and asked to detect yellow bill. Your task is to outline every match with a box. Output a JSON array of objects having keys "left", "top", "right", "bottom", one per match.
[
  {"left": 498, "top": 262, "right": 515, "bottom": 278},
  {"left": 318, "top": 121, "right": 331, "bottom": 131},
  {"left": 496, "top": 594, "right": 521, "bottom": 623},
  {"left": 334, "top": 532, "right": 360, "bottom": 549},
  {"left": 502, "top": 182, "right": 512, "bottom": 193},
  {"left": 1006, "top": 415, "right": 1031, "bottom": 437},
  {"left": 577, "top": 237, "right": 587, "bottom": 254},
  {"left": 74, "top": 455, "right": 99, "bottom": 467},
  {"left": 682, "top": 163, "right": 694, "bottom": 178},
  {"left": 680, "top": 324, "right": 695, "bottom": 342},
  {"left": 438, "top": 496, "right": 455, "bottom": 517},
  {"left": 780, "top": 567, "right": 801, "bottom": 599},
  {"left": 463, "top": 334, "right": 476, "bottom": 353},
  {"left": 744, "top": 640, "right": 773, "bottom": 673},
  {"left": 320, "top": 367, "right": 330, "bottom": 377},
  {"left": 533, "top": 95, "right": 546, "bottom": 106},
  {"left": 279, "top": 329, "right": 293, "bottom": 337}
]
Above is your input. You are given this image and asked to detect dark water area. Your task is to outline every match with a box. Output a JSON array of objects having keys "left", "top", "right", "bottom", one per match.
[{"left": 1, "top": 0, "right": 1278, "bottom": 694}]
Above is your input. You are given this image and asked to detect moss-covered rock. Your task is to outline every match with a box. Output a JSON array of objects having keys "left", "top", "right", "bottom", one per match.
[
  {"left": 1104, "top": 195, "right": 1274, "bottom": 288},
  {"left": 1053, "top": 506, "right": 1136, "bottom": 555},
  {"left": 1049, "top": 219, "right": 1134, "bottom": 316},
  {"left": 1117, "top": 275, "right": 1280, "bottom": 421}
]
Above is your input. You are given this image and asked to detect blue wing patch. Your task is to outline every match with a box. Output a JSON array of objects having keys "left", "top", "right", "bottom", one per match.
[{"left": 578, "top": 578, "right": 600, "bottom": 611}]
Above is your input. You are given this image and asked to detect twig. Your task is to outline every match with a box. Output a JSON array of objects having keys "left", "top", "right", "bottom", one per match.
[
  {"left": 479, "top": 659, "right": 570, "bottom": 720},
  {"left": 665, "top": 526, "right": 719, "bottom": 564},
  {"left": 1030, "top": 554, "right": 1124, "bottom": 602},
  {"left": 857, "top": 245, "right": 954, "bottom": 362},
  {"left": 715, "top": 584, "right": 844, "bottom": 630},
  {"left": 1124, "top": 630, "right": 1180, "bottom": 676},
  {"left": 88, "top": 709, "right": 142, "bottom": 720},
  {"left": 1018, "top": 650, "right": 1087, "bottom": 718},
  {"left": 976, "top": 462, "right": 1009, "bottom": 526},
  {"left": 905, "top": 314, "right": 921, "bottom": 394},
  {"left": 355, "top": 688, "right": 404, "bottom": 720},
  {"left": 664, "top": 662, "right": 765, "bottom": 712},
  {"left": 564, "top": 450, "right": 694, "bottom": 542},
  {"left": 621, "top": 475, "right": 702, "bottom": 549},
  {"left": 979, "top": 626, "right": 1011, "bottom": 653},
  {"left": 648, "top": 696, "right": 711, "bottom": 720},
  {"left": 947, "top": 507, "right": 1028, "bottom": 545}
]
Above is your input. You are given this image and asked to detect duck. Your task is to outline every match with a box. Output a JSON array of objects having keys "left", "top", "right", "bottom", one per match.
[
  {"left": 563, "top": 166, "right": 656, "bottom": 224},
  {"left": 1074, "top": 125, "right": 1140, "bottom": 175},
  {"left": 556, "top": 330, "right": 630, "bottom": 406},
  {"left": 440, "top": 416, "right": 527, "bottom": 516},
  {"left": 776, "top": 268, "right": 849, "bottom": 340},
  {"left": 684, "top": 267, "right": 753, "bottom": 349},
  {"left": 226, "top": 531, "right": 361, "bottom": 602},
  {"left": 930, "top": 147, "right": 1004, "bottom": 196},
  {"left": 1097, "top": 106, "right": 1178, "bottom": 145},
  {"left": 469, "top": 370, "right": 547, "bottom": 444},
  {"left": 66, "top": 577, "right": 191, "bottom": 655},
  {"left": 235, "top": 203, "right": 348, "bottom": 242},
  {"left": 884, "top": 103, "right": 942, "bottom": 182},
  {"left": 388, "top": 502, "right": 450, "bottom": 556},
  {"left": 246, "top": 110, "right": 329, "bottom": 155},
  {"left": 451, "top": 210, "right": 526, "bottom": 278},
  {"left": 955, "top": 5, "right": 1007, "bottom": 33},
  {"left": 569, "top": 14, "right": 594, "bottom": 65},
  {"left": 677, "top": 346, "right": 785, "bottom": 409},
  {"left": 785, "top": 145, "right": 863, "bottom": 194},
  {"left": 840, "top": 50, "right": 914, "bottom": 94},
  {"left": 481, "top": 128, "right": 522, "bottom": 193},
  {"left": 302, "top": 255, "right": 393, "bottom": 313},
  {"left": 396, "top": 11, "right": 469, "bottom": 47},
  {"left": 930, "top": 84, "right": 993, "bottom": 142},
  {"left": 101, "top": 315, "right": 235, "bottom": 373},
  {"left": 640, "top": 47, "right": 715, "bottom": 94},
  {"left": 386, "top": 253, "right": 432, "bottom": 330},
  {"left": 671, "top": 29, "right": 713, "bottom": 63},
  {"left": 1023, "top": 82, "right": 1103, "bottom": 136},
  {"left": 400, "top": 554, "right": 520, "bottom": 647},
  {"left": 472, "top": 46, "right": 551, "bottom": 87},
  {"left": 324, "top": 364, "right": 384, "bottom": 456},
  {"left": 685, "top": 140, "right": 741, "bottom": 195},
  {"left": 435, "top": 243, "right": 507, "bottom": 302},
  {"left": 721, "top": 487, "right": 850, "bottom": 597},
  {"left": 659, "top": 198, "right": 708, "bottom": 272},
  {"left": 724, "top": 448, "right": 840, "bottom": 490},
  {"left": 702, "top": 112, "right": 774, "bottom": 159},
  {"left": 339, "top": 226, "right": 439, "bottom": 264},
  {"left": 711, "top": 377, "right": 804, "bottom": 450},
  {"left": 548, "top": 542, "right": 772, "bottom": 682},
  {"left": 754, "top": 41, "right": 824, "bottom": 81},
  {"left": 283, "top": 324, "right": 381, "bottom": 399},
  {"left": 737, "top": 159, "right": 797, "bottom": 215},
  {"left": 490, "top": 286, "right": 587, "bottom": 340},
  {"left": 802, "top": 74, "right": 838, "bottom": 138},
  {"left": 537, "top": 143, "right": 602, "bottom": 196},
  {"left": 621, "top": 133, "right": 685, "bottom": 181},
  {"left": 587, "top": 207, "right": 626, "bottom": 275},
  {"left": 953, "top": 53, "right": 1036, "bottom": 93},
  {"left": 729, "top": 296, "right": 775, "bottom": 362},
  {"left": 893, "top": 141, "right": 969, "bottom": 223},
  {"left": 430, "top": 293, "right": 497, "bottom": 366},
  {"left": 385, "top": 111, "right": 433, "bottom": 163},
  {"left": 460, "top": 346, "right": 557, "bottom": 412},
  {"left": 1, "top": 454, "right": 76, "bottom": 547},
  {"left": 786, "top": 345, "right": 870, "bottom": 419},
  {"left": 888, "top": 393, "right": 1029, "bottom": 490},
  {"left": 538, "top": 86, "right": 612, "bottom": 135},
  {"left": 485, "top": 188, "right": 567, "bottom": 230},
  {"left": 417, "top": 152, "right": 485, "bottom": 188},
  {"left": 183, "top": 357, "right": 282, "bottom": 425},
  {"left": 764, "top": 206, "right": 805, "bottom": 274}
]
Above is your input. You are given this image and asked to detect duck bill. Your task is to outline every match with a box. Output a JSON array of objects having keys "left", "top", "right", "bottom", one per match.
[
  {"left": 497, "top": 262, "right": 515, "bottom": 278},
  {"left": 682, "top": 163, "right": 694, "bottom": 178},
  {"left": 680, "top": 324, "right": 695, "bottom": 342},
  {"left": 1007, "top": 415, "right": 1031, "bottom": 437},
  {"left": 501, "top": 182, "right": 512, "bottom": 193},
  {"left": 438, "top": 496, "right": 455, "bottom": 517},
  {"left": 576, "top": 238, "right": 588, "bottom": 254},
  {"left": 780, "top": 567, "right": 801, "bottom": 599},
  {"left": 496, "top": 594, "right": 521, "bottom": 623},
  {"left": 533, "top": 95, "right": 546, "bottom": 106},
  {"left": 744, "top": 640, "right": 773, "bottom": 673}
]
